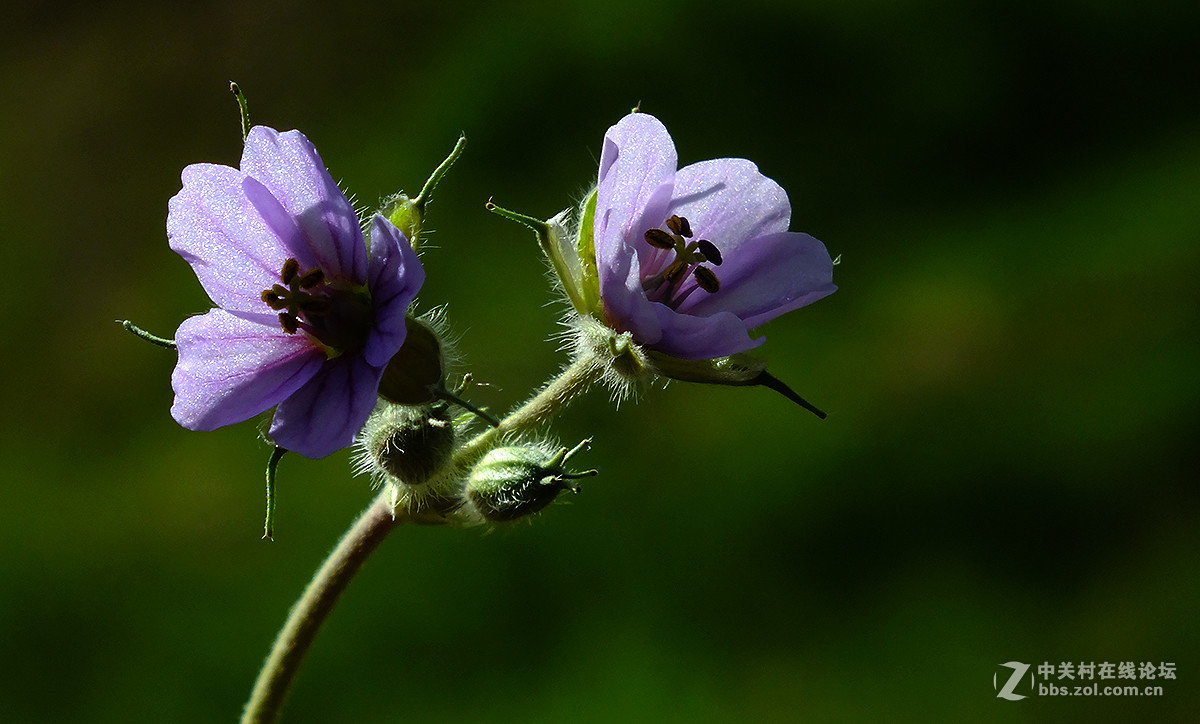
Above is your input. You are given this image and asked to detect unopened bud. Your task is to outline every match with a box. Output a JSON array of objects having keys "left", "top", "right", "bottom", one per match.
[
  {"left": 465, "top": 440, "right": 596, "bottom": 523},
  {"left": 381, "top": 193, "right": 423, "bottom": 248},
  {"left": 356, "top": 402, "right": 456, "bottom": 497}
]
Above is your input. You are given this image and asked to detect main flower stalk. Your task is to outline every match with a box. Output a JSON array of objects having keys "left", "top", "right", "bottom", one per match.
[{"left": 241, "top": 491, "right": 398, "bottom": 724}]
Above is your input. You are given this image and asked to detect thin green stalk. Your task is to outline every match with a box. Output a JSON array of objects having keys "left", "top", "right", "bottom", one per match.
[{"left": 414, "top": 135, "right": 467, "bottom": 212}]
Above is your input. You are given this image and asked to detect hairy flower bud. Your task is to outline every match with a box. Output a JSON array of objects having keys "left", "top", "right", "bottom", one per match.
[
  {"left": 355, "top": 402, "right": 459, "bottom": 517},
  {"left": 465, "top": 440, "right": 597, "bottom": 523}
]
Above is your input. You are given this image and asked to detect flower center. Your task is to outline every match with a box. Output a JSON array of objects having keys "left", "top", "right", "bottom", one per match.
[
  {"left": 640, "top": 214, "right": 722, "bottom": 309},
  {"left": 261, "top": 258, "right": 372, "bottom": 354}
]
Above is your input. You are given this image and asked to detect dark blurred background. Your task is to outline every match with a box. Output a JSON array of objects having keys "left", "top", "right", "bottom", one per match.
[{"left": 1, "top": 0, "right": 1197, "bottom": 721}]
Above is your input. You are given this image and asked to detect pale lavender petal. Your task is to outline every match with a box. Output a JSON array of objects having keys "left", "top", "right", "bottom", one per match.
[
  {"left": 168, "top": 164, "right": 291, "bottom": 313},
  {"left": 595, "top": 116, "right": 676, "bottom": 283},
  {"left": 666, "top": 158, "right": 790, "bottom": 254},
  {"left": 171, "top": 309, "right": 325, "bottom": 431},
  {"left": 600, "top": 183, "right": 673, "bottom": 346},
  {"left": 240, "top": 175, "right": 321, "bottom": 275},
  {"left": 629, "top": 180, "right": 681, "bottom": 282},
  {"left": 240, "top": 126, "right": 367, "bottom": 282},
  {"left": 362, "top": 215, "right": 424, "bottom": 367},
  {"left": 268, "top": 353, "right": 383, "bottom": 459},
  {"left": 650, "top": 305, "right": 763, "bottom": 360},
  {"left": 595, "top": 114, "right": 677, "bottom": 249},
  {"left": 679, "top": 231, "right": 836, "bottom": 328},
  {"left": 594, "top": 113, "right": 677, "bottom": 340}
]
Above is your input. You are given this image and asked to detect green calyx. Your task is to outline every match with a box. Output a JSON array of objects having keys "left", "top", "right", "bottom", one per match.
[
  {"left": 646, "top": 350, "right": 827, "bottom": 419},
  {"left": 569, "top": 316, "right": 827, "bottom": 418},
  {"left": 230, "top": 81, "right": 251, "bottom": 142},
  {"left": 376, "top": 317, "right": 500, "bottom": 428},
  {"left": 379, "top": 134, "right": 467, "bottom": 250},
  {"left": 383, "top": 193, "right": 422, "bottom": 247},
  {"left": 644, "top": 350, "right": 768, "bottom": 386},
  {"left": 573, "top": 190, "right": 601, "bottom": 315},
  {"left": 377, "top": 317, "right": 445, "bottom": 405}
]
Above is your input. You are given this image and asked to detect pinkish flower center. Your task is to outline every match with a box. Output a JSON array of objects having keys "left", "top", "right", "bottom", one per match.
[
  {"left": 640, "top": 214, "right": 722, "bottom": 309},
  {"left": 261, "top": 258, "right": 372, "bottom": 354}
]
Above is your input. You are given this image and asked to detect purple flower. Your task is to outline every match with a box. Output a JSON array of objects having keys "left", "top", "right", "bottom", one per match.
[
  {"left": 593, "top": 113, "right": 836, "bottom": 360},
  {"left": 167, "top": 126, "right": 424, "bottom": 458}
]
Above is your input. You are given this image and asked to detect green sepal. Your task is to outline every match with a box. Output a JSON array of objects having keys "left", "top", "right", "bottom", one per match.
[
  {"left": 646, "top": 351, "right": 827, "bottom": 418},
  {"left": 377, "top": 316, "right": 444, "bottom": 405},
  {"left": 487, "top": 202, "right": 589, "bottom": 314},
  {"left": 645, "top": 350, "right": 768, "bottom": 385},
  {"left": 574, "top": 189, "right": 601, "bottom": 315},
  {"left": 605, "top": 326, "right": 654, "bottom": 382},
  {"left": 487, "top": 191, "right": 602, "bottom": 317},
  {"left": 230, "top": 81, "right": 251, "bottom": 143}
]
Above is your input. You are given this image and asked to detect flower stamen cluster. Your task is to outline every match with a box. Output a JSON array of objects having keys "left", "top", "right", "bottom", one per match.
[
  {"left": 640, "top": 213, "right": 723, "bottom": 307},
  {"left": 259, "top": 257, "right": 371, "bottom": 353}
]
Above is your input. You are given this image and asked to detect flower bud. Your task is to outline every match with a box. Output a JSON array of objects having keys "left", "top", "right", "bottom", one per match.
[
  {"left": 381, "top": 193, "right": 424, "bottom": 249},
  {"left": 355, "top": 402, "right": 456, "bottom": 504},
  {"left": 465, "top": 440, "right": 597, "bottom": 523}
]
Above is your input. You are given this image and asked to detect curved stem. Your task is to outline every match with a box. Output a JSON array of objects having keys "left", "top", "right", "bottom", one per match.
[
  {"left": 453, "top": 355, "right": 602, "bottom": 468},
  {"left": 241, "top": 490, "right": 400, "bottom": 724}
]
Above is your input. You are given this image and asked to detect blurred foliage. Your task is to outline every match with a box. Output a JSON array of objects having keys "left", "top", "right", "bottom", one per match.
[{"left": 0, "top": 0, "right": 1197, "bottom": 721}]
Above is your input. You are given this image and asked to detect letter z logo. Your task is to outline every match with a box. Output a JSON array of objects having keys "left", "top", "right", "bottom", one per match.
[{"left": 995, "top": 661, "right": 1031, "bottom": 701}]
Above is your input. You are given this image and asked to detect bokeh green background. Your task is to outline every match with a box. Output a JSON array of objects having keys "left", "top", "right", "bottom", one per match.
[{"left": 2, "top": 0, "right": 1197, "bottom": 721}]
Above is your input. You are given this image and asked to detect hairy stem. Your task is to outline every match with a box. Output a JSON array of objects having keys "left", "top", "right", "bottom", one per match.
[
  {"left": 241, "top": 491, "right": 399, "bottom": 724},
  {"left": 241, "top": 354, "right": 600, "bottom": 723},
  {"left": 453, "top": 355, "right": 602, "bottom": 468}
]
